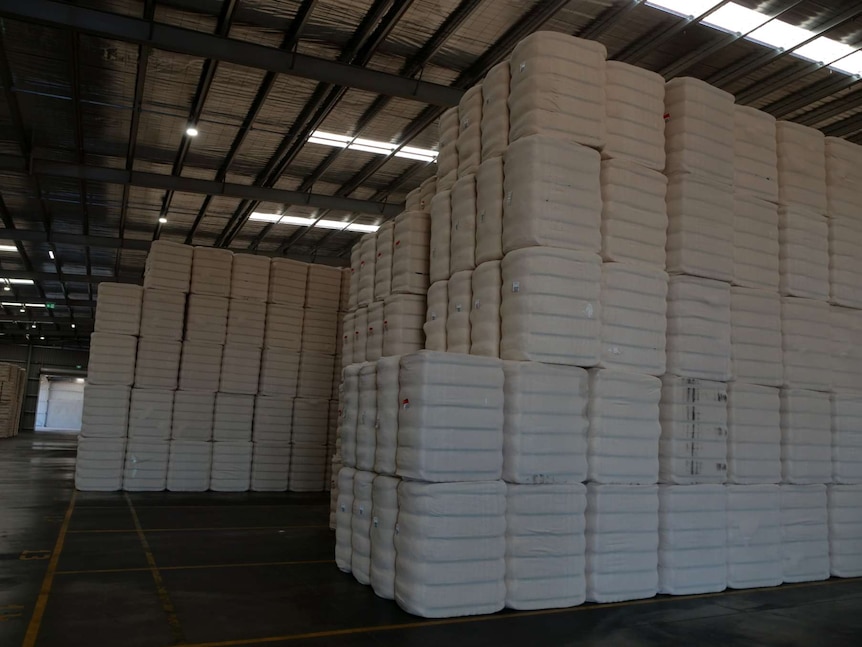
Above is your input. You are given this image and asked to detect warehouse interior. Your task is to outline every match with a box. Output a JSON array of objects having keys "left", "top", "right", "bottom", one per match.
[{"left": 2, "top": 0, "right": 862, "bottom": 645}]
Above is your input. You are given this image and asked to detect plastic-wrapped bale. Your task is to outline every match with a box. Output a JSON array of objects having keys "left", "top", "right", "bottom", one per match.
[
  {"left": 297, "top": 352, "right": 336, "bottom": 399},
  {"left": 780, "top": 484, "right": 830, "bottom": 582},
  {"left": 340, "top": 267, "right": 351, "bottom": 312},
  {"left": 825, "top": 136, "right": 862, "bottom": 217},
  {"left": 351, "top": 470, "right": 375, "bottom": 585},
  {"left": 503, "top": 361, "right": 588, "bottom": 484},
  {"left": 503, "top": 134, "right": 601, "bottom": 254},
  {"left": 210, "top": 441, "right": 252, "bottom": 492},
  {"left": 374, "top": 222, "right": 394, "bottom": 302},
  {"left": 353, "top": 307, "right": 367, "bottom": 364},
  {"left": 391, "top": 211, "right": 431, "bottom": 295},
  {"left": 659, "top": 376, "right": 727, "bottom": 485},
  {"left": 171, "top": 391, "right": 215, "bottom": 441},
  {"left": 306, "top": 264, "right": 343, "bottom": 313},
  {"left": 134, "top": 338, "right": 181, "bottom": 390},
  {"left": 603, "top": 61, "right": 665, "bottom": 170},
  {"left": 733, "top": 105, "right": 778, "bottom": 203},
  {"left": 349, "top": 245, "right": 361, "bottom": 312},
  {"left": 329, "top": 454, "right": 341, "bottom": 528},
  {"left": 470, "top": 261, "right": 501, "bottom": 357},
  {"left": 500, "top": 248, "right": 601, "bottom": 366},
  {"left": 291, "top": 397, "right": 329, "bottom": 445},
  {"left": 446, "top": 270, "right": 472, "bottom": 354},
  {"left": 190, "top": 247, "right": 233, "bottom": 297},
  {"left": 80, "top": 385, "right": 131, "bottom": 438},
  {"left": 658, "top": 485, "right": 727, "bottom": 595},
  {"left": 219, "top": 343, "right": 262, "bottom": 395},
  {"left": 505, "top": 483, "right": 587, "bottom": 609},
  {"left": 781, "top": 389, "right": 831, "bottom": 484},
  {"left": 178, "top": 342, "right": 223, "bottom": 392},
  {"left": 600, "top": 159, "right": 667, "bottom": 268},
  {"left": 664, "top": 77, "right": 734, "bottom": 183},
  {"left": 166, "top": 440, "right": 212, "bottom": 492},
  {"left": 144, "top": 240, "right": 193, "bottom": 292},
  {"left": 732, "top": 194, "right": 779, "bottom": 291},
  {"left": 139, "top": 288, "right": 186, "bottom": 341},
  {"left": 94, "top": 283, "right": 143, "bottom": 336},
  {"left": 229, "top": 254, "right": 270, "bottom": 301},
  {"left": 829, "top": 211, "right": 862, "bottom": 309},
  {"left": 508, "top": 31, "right": 606, "bottom": 148},
  {"left": 397, "top": 351, "right": 504, "bottom": 482},
  {"left": 437, "top": 108, "right": 459, "bottom": 191},
  {"left": 251, "top": 441, "right": 290, "bottom": 492},
  {"left": 185, "top": 295, "right": 228, "bottom": 344},
  {"left": 374, "top": 355, "right": 399, "bottom": 476},
  {"left": 128, "top": 388, "right": 173, "bottom": 440},
  {"left": 300, "top": 309, "right": 338, "bottom": 355},
  {"left": 599, "top": 263, "right": 667, "bottom": 376},
  {"left": 123, "top": 439, "right": 169, "bottom": 491},
  {"left": 730, "top": 288, "right": 782, "bottom": 386},
  {"left": 395, "top": 480, "right": 506, "bottom": 618},
  {"left": 357, "top": 233, "right": 376, "bottom": 308},
  {"left": 776, "top": 120, "right": 826, "bottom": 214},
  {"left": 457, "top": 85, "right": 482, "bottom": 177},
  {"left": 832, "top": 393, "right": 862, "bottom": 484},
  {"left": 212, "top": 393, "right": 254, "bottom": 442},
  {"left": 288, "top": 444, "right": 327, "bottom": 492},
  {"left": 424, "top": 280, "right": 447, "bottom": 352},
  {"left": 382, "top": 294, "right": 426, "bottom": 356},
  {"left": 475, "top": 156, "right": 504, "bottom": 264},
  {"left": 268, "top": 258, "right": 307, "bottom": 305},
  {"left": 666, "top": 173, "right": 734, "bottom": 282},
  {"left": 727, "top": 383, "right": 781, "bottom": 484},
  {"left": 365, "top": 301, "right": 384, "bottom": 361},
  {"left": 429, "top": 192, "right": 451, "bottom": 285},
  {"left": 781, "top": 297, "right": 832, "bottom": 392},
  {"left": 335, "top": 467, "right": 355, "bottom": 572},
  {"left": 88, "top": 333, "right": 137, "bottom": 386},
  {"left": 778, "top": 207, "right": 829, "bottom": 300},
  {"left": 354, "top": 362, "right": 377, "bottom": 471},
  {"left": 75, "top": 437, "right": 126, "bottom": 491},
  {"left": 586, "top": 484, "right": 658, "bottom": 602},
  {"left": 258, "top": 348, "right": 300, "bottom": 397},
  {"left": 726, "top": 485, "right": 782, "bottom": 588},
  {"left": 338, "top": 363, "right": 361, "bottom": 468},
  {"left": 588, "top": 370, "right": 661, "bottom": 485},
  {"left": 419, "top": 177, "right": 436, "bottom": 212},
  {"left": 370, "top": 475, "right": 399, "bottom": 599},
  {"left": 450, "top": 174, "right": 477, "bottom": 273},
  {"left": 341, "top": 312, "right": 355, "bottom": 368},
  {"left": 405, "top": 188, "right": 420, "bottom": 212},
  {"left": 481, "top": 61, "right": 509, "bottom": 162},
  {"left": 828, "top": 484, "right": 862, "bottom": 576},
  {"left": 665, "top": 275, "right": 731, "bottom": 381},
  {"left": 226, "top": 299, "right": 266, "bottom": 347}
]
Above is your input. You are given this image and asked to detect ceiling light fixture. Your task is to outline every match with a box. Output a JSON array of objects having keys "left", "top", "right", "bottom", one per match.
[
  {"left": 49, "top": 250, "right": 55, "bottom": 260},
  {"left": 0, "top": 278, "right": 34, "bottom": 285},
  {"left": 0, "top": 244, "right": 18, "bottom": 252},
  {"left": 249, "top": 212, "right": 379, "bottom": 233},
  {"left": 158, "top": 217, "right": 168, "bottom": 224},
  {"left": 186, "top": 126, "right": 199, "bottom": 137},
  {"left": 19, "top": 308, "right": 24, "bottom": 313},
  {"left": 3, "top": 285, "right": 9, "bottom": 292},
  {"left": 71, "top": 323, "right": 76, "bottom": 329},
  {"left": 40, "top": 336, "right": 44, "bottom": 340},
  {"left": 307, "top": 130, "right": 438, "bottom": 163},
  {"left": 31, "top": 324, "right": 36, "bottom": 329}
]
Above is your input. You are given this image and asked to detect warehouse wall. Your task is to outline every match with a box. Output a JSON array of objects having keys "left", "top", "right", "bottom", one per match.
[{"left": 36, "top": 377, "right": 85, "bottom": 431}]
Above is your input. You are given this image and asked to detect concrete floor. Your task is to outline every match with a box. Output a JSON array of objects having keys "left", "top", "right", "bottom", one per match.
[{"left": 1, "top": 432, "right": 862, "bottom": 647}]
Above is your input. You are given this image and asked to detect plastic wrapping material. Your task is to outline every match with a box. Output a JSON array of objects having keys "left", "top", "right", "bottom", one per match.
[
  {"left": 503, "top": 135, "right": 601, "bottom": 253},
  {"left": 374, "top": 222, "right": 394, "bottom": 302},
  {"left": 353, "top": 307, "right": 367, "bottom": 364},
  {"left": 329, "top": 455, "right": 342, "bottom": 527},
  {"left": 470, "top": 261, "right": 501, "bottom": 357},
  {"left": 450, "top": 175, "right": 477, "bottom": 273},
  {"left": 81, "top": 385, "right": 130, "bottom": 438},
  {"left": 76, "top": 437, "right": 126, "bottom": 491},
  {"left": 166, "top": 440, "right": 212, "bottom": 492},
  {"left": 664, "top": 77, "right": 734, "bottom": 183},
  {"left": 139, "top": 288, "right": 186, "bottom": 341},
  {"left": 828, "top": 484, "right": 862, "bottom": 576},
  {"left": 659, "top": 376, "right": 727, "bottom": 485},
  {"left": 391, "top": 211, "right": 431, "bottom": 295},
  {"left": 423, "top": 280, "right": 447, "bottom": 352},
  {"left": 144, "top": 240, "right": 192, "bottom": 293},
  {"left": 357, "top": 234, "right": 376, "bottom": 307},
  {"left": 780, "top": 388, "right": 831, "bottom": 484},
  {"left": 123, "top": 439, "right": 169, "bottom": 491},
  {"left": 446, "top": 270, "right": 472, "bottom": 354},
  {"left": 355, "top": 362, "right": 377, "bottom": 471},
  {"left": 665, "top": 275, "right": 731, "bottom": 381},
  {"left": 178, "top": 342, "right": 223, "bottom": 392},
  {"left": 475, "top": 156, "right": 504, "bottom": 264},
  {"left": 94, "top": 283, "right": 143, "bottom": 336},
  {"left": 780, "top": 484, "right": 829, "bottom": 582},
  {"left": 727, "top": 383, "right": 781, "bottom": 484},
  {"left": 726, "top": 485, "right": 782, "bottom": 588},
  {"left": 506, "top": 483, "right": 587, "bottom": 609},
  {"left": 666, "top": 173, "right": 733, "bottom": 281},
  {"left": 212, "top": 393, "right": 254, "bottom": 442},
  {"left": 288, "top": 443, "right": 327, "bottom": 492},
  {"left": 604, "top": 61, "right": 665, "bottom": 170},
  {"left": 351, "top": 470, "right": 375, "bottom": 585},
  {"left": 365, "top": 302, "right": 384, "bottom": 361},
  {"left": 229, "top": 254, "right": 270, "bottom": 301},
  {"left": 481, "top": 62, "right": 509, "bottom": 161},
  {"left": 171, "top": 391, "right": 215, "bottom": 441},
  {"left": 297, "top": 352, "right": 336, "bottom": 399},
  {"left": 267, "top": 258, "right": 307, "bottom": 305},
  {"left": 778, "top": 207, "right": 829, "bottom": 300},
  {"left": 305, "top": 264, "right": 342, "bottom": 313},
  {"left": 732, "top": 194, "right": 779, "bottom": 291},
  {"left": 340, "top": 267, "right": 351, "bottom": 313},
  {"left": 586, "top": 484, "right": 659, "bottom": 602},
  {"left": 832, "top": 393, "right": 862, "bottom": 484},
  {"left": 509, "top": 31, "right": 606, "bottom": 148},
  {"left": 429, "top": 191, "right": 451, "bottom": 284},
  {"left": 341, "top": 312, "right": 355, "bottom": 368},
  {"left": 395, "top": 480, "right": 506, "bottom": 618},
  {"left": 829, "top": 215, "right": 862, "bottom": 308},
  {"left": 128, "top": 388, "right": 173, "bottom": 440},
  {"left": 504, "top": 362, "right": 588, "bottom": 484},
  {"left": 419, "top": 177, "right": 437, "bottom": 212},
  {"left": 190, "top": 247, "right": 233, "bottom": 297},
  {"left": 375, "top": 355, "right": 399, "bottom": 476},
  {"left": 733, "top": 105, "right": 778, "bottom": 203},
  {"left": 437, "top": 107, "right": 459, "bottom": 184},
  {"left": 291, "top": 398, "right": 329, "bottom": 445},
  {"left": 186, "top": 294, "right": 228, "bottom": 345},
  {"left": 251, "top": 395, "right": 292, "bottom": 443},
  {"left": 405, "top": 188, "right": 421, "bottom": 212},
  {"left": 299, "top": 309, "right": 338, "bottom": 355},
  {"left": 335, "top": 467, "right": 355, "bottom": 572},
  {"left": 134, "top": 338, "right": 181, "bottom": 390},
  {"left": 383, "top": 294, "right": 426, "bottom": 357},
  {"left": 730, "top": 288, "right": 782, "bottom": 386},
  {"left": 599, "top": 263, "right": 667, "bottom": 375},
  {"left": 339, "top": 364, "right": 361, "bottom": 468},
  {"left": 226, "top": 299, "right": 266, "bottom": 347},
  {"left": 588, "top": 370, "right": 661, "bottom": 485},
  {"left": 349, "top": 246, "right": 361, "bottom": 312},
  {"left": 397, "top": 351, "right": 504, "bottom": 482},
  {"left": 370, "top": 475, "right": 399, "bottom": 600},
  {"left": 776, "top": 120, "right": 826, "bottom": 213},
  {"left": 250, "top": 441, "right": 290, "bottom": 492},
  {"left": 500, "top": 248, "right": 601, "bottom": 366},
  {"left": 600, "top": 159, "right": 667, "bottom": 268},
  {"left": 825, "top": 136, "right": 862, "bottom": 217},
  {"left": 326, "top": 399, "right": 339, "bottom": 445},
  {"left": 457, "top": 85, "right": 482, "bottom": 177},
  {"left": 88, "top": 333, "right": 137, "bottom": 386},
  {"left": 210, "top": 441, "right": 252, "bottom": 492},
  {"left": 219, "top": 343, "right": 262, "bottom": 395},
  {"left": 781, "top": 297, "right": 832, "bottom": 391},
  {"left": 258, "top": 348, "right": 299, "bottom": 396},
  {"left": 658, "top": 485, "right": 727, "bottom": 594}
]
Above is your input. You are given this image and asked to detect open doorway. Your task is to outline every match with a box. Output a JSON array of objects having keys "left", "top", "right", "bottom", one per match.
[{"left": 35, "top": 375, "right": 85, "bottom": 433}]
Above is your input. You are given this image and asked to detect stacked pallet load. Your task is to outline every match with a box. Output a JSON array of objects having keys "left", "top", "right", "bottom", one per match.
[{"left": 0, "top": 363, "right": 26, "bottom": 439}]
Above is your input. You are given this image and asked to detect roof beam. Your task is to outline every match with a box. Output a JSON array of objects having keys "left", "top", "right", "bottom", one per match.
[
  {"left": 794, "top": 87, "right": 862, "bottom": 126},
  {"left": 822, "top": 110, "right": 862, "bottom": 137},
  {"left": 764, "top": 74, "right": 861, "bottom": 118},
  {"left": 0, "top": 271, "right": 141, "bottom": 285},
  {"left": 0, "top": 0, "right": 463, "bottom": 107}
]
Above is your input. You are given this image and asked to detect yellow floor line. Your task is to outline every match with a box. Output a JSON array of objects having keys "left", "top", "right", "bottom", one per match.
[
  {"left": 55, "top": 559, "right": 334, "bottom": 576},
  {"left": 67, "top": 525, "right": 328, "bottom": 534}
]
